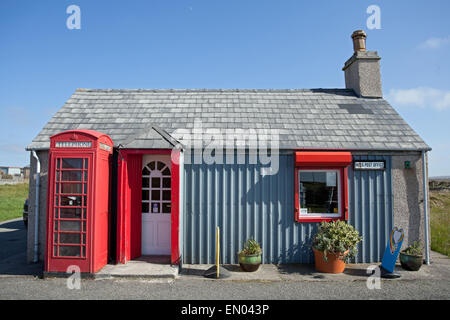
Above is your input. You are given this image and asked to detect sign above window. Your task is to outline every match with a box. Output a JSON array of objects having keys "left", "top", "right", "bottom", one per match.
[
  {"left": 354, "top": 161, "right": 385, "bottom": 170},
  {"left": 55, "top": 141, "right": 92, "bottom": 148}
]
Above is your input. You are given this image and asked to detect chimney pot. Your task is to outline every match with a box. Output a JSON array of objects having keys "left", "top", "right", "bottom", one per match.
[
  {"left": 343, "top": 30, "right": 382, "bottom": 98},
  {"left": 351, "top": 30, "right": 367, "bottom": 52}
]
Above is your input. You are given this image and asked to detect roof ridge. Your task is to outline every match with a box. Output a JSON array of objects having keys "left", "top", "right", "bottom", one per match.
[{"left": 76, "top": 88, "right": 356, "bottom": 93}]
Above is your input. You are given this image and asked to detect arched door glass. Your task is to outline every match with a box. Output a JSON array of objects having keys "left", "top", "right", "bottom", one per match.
[{"left": 142, "top": 161, "right": 171, "bottom": 214}]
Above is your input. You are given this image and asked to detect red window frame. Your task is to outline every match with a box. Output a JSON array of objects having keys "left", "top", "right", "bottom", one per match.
[{"left": 294, "top": 152, "right": 351, "bottom": 223}]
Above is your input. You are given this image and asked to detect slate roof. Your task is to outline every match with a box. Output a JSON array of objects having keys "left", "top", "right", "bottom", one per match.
[{"left": 27, "top": 88, "right": 430, "bottom": 151}]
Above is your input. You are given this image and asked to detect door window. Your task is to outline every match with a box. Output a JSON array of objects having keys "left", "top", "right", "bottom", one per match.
[{"left": 142, "top": 161, "right": 171, "bottom": 214}]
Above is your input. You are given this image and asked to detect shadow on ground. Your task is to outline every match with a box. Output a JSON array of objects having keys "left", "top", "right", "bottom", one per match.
[{"left": 0, "top": 219, "right": 42, "bottom": 277}]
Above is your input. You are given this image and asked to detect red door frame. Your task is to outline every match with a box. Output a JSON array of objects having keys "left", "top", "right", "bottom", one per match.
[{"left": 116, "top": 148, "right": 181, "bottom": 265}]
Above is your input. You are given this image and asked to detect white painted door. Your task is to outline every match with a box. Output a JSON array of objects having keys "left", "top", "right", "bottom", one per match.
[{"left": 141, "top": 155, "right": 171, "bottom": 255}]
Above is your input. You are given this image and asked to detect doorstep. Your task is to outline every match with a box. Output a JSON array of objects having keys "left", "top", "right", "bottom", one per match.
[{"left": 95, "top": 256, "right": 179, "bottom": 280}]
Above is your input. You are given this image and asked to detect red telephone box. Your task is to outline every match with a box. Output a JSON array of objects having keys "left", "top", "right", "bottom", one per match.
[{"left": 45, "top": 130, "right": 113, "bottom": 273}]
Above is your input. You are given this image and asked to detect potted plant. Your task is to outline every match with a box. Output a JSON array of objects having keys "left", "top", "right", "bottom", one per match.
[
  {"left": 312, "top": 220, "right": 362, "bottom": 273},
  {"left": 399, "top": 241, "right": 423, "bottom": 271},
  {"left": 238, "top": 238, "right": 262, "bottom": 272}
]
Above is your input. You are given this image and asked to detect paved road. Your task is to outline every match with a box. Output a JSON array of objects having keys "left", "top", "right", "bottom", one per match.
[
  {"left": 0, "top": 218, "right": 42, "bottom": 276},
  {"left": 0, "top": 218, "right": 27, "bottom": 261},
  {"left": 0, "top": 276, "right": 449, "bottom": 300},
  {"left": 0, "top": 218, "right": 449, "bottom": 300}
]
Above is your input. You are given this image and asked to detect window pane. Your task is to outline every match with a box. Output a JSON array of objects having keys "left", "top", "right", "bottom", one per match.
[
  {"left": 59, "top": 233, "right": 81, "bottom": 244},
  {"left": 60, "top": 195, "right": 82, "bottom": 206},
  {"left": 149, "top": 162, "right": 155, "bottom": 170},
  {"left": 162, "top": 178, "right": 171, "bottom": 188},
  {"left": 142, "top": 167, "right": 150, "bottom": 175},
  {"left": 142, "top": 202, "right": 149, "bottom": 213},
  {"left": 142, "top": 178, "right": 149, "bottom": 188},
  {"left": 60, "top": 208, "right": 82, "bottom": 219},
  {"left": 61, "top": 171, "right": 83, "bottom": 181},
  {"left": 162, "top": 202, "right": 171, "bottom": 214},
  {"left": 299, "top": 171, "right": 339, "bottom": 215},
  {"left": 162, "top": 167, "right": 170, "bottom": 176},
  {"left": 60, "top": 221, "right": 81, "bottom": 232},
  {"left": 157, "top": 162, "right": 165, "bottom": 170},
  {"left": 61, "top": 183, "right": 82, "bottom": 194},
  {"left": 142, "top": 190, "right": 149, "bottom": 200},
  {"left": 61, "top": 158, "right": 83, "bottom": 169},
  {"left": 59, "top": 245, "right": 81, "bottom": 257},
  {"left": 151, "top": 202, "right": 160, "bottom": 213},
  {"left": 151, "top": 190, "right": 160, "bottom": 201},
  {"left": 151, "top": 178, "right": 160, "bottom": 188},
  {"left": 162, "top": 190, "right": 171, "bottom": 201}
]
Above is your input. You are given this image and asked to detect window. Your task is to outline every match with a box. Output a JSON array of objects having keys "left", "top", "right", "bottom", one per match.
[
  {"left": 142, "top": 160, "right": 171, "bottom": 214},
  {"left": 298, "top": 170, "right": 341, "bottom": 218},
  {"left": 294, "top": 152, "right": 351, "bottom": 223}
]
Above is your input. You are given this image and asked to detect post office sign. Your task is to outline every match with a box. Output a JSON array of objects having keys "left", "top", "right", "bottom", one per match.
[{"left": 353, "top": 160, "right": 385, "bottom": 170}]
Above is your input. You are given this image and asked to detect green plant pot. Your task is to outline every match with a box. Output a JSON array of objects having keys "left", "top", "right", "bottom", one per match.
[
  {"left": 399, "top": 252, "right": 423, "bottom": 271},
  {"left": 238, "top": 253, "right": 261, "bottom": 272}
]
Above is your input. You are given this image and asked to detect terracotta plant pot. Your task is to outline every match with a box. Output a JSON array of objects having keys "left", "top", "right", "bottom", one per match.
[
  {"left": 238, "top": 253, "right": 261, "bottom": 272},
  {"left": 313, "top": 247, "right": 348, "bottom": 274},
  {"left": 399, "top": 252, "right": 423, "bottom": 271}
]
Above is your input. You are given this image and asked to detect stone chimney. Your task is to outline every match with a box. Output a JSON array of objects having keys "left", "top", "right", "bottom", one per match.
[{"left": 342, "top": 30, "right": 382, "bottom": 98}]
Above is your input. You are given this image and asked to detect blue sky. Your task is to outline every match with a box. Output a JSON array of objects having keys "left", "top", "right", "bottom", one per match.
[{"left": 0, "top": 0, "right": 449, "bottom": 176}]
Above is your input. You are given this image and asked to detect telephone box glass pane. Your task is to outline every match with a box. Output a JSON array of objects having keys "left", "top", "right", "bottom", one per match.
[
  {"left": 60, "top": 195, "right": 82, "bottom": 206},
  {"left": 61, "top": 171, "right": 83, "bottom": 181},
  {"left": 62, "top": 158, "right": 83, "bottom": 169},
  {"left": 60, "top": 208, "right": 82, "bottom": 219},
  {"left": 61, "top": 183, "right": 82, "bottom": 194},
  {"left": 59, "top": 233, "right": 81, "bottom": 244},
  {"left": 60, "top": 221, "right": 81, "bottom": 232},
  {"left": 59, "top": 246, "right": 81, "bottom": 257}
]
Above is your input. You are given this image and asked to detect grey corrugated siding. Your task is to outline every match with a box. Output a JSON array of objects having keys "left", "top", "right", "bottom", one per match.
[
  {"left": 183, "top": 153, "right": 392, "bottom": 264},
  {"left": 348, "top": 155, "right": 393, "bottom": 263}
]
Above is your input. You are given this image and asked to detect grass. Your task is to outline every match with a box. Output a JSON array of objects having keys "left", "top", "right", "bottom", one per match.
[
  {"left": 0, "top": 183, "right": 29, "bottom": 222},
  {"left": 429, "top": 190, "right": 450, "bottom": 257}
]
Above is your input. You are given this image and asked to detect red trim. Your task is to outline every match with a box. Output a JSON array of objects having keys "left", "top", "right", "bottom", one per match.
[
  {"left": 116, "top": 148, "right": 181, "bottom": 265},
  {"left": 170, "top": 149, "right": 181, "bottom": 265},
  {"left": 295, "top": 151, "right": 352, "bottom": 167},
  {"left": 128, "top": 155, "right": 142, "bottom": 259},
  {"left": 294, "top": 151, "right": 351, "bottom": 223}
]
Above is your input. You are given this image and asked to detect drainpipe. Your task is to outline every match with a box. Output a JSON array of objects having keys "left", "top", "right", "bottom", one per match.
[
  {"left": 422, "top": 150, "right": 430, "bottom": 265},
  {"left": 31, "top": 151, "right": 40, "bottom": 263}
]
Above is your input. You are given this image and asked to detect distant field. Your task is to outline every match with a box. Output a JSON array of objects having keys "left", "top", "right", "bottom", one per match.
[
  {"left": 430, "top": 190, "right": 450, "bottom": 257},
  {"left": 0, "top": 183, "right": 29, "bottom": 222}
]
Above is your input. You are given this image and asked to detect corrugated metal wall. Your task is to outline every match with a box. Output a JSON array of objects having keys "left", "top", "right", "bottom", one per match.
[
  {"left": 348, "top": 155, "right": 393, "bottom": 263},
  {"left": 183, "top": 153, "right": 392, "bottom": 264}
]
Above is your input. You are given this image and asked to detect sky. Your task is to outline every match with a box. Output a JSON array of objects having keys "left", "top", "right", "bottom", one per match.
[{"left": 0, "top": 0, "right": 449, "bottom": 176}]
